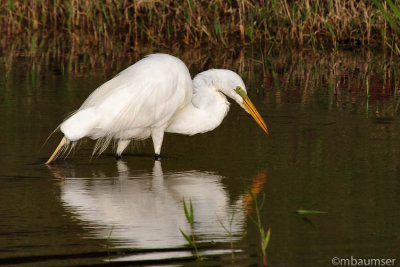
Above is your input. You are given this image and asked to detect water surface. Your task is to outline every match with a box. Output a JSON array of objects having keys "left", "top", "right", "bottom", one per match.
[{"left": 0, "top": 49, "right": 399, "bottom": 266}]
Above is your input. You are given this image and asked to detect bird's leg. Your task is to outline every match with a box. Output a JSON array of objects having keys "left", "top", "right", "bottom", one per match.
[
  {"left": 116, "top": 139, "right": 131, "bottom": 160},
  {"left": 152, "top": 129, "right": 164, "bottom": 161}
]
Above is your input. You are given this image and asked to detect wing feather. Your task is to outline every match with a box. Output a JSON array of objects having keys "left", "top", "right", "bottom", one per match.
[{"left": 60, "top": 54, "right": 192, "bottom": 142}]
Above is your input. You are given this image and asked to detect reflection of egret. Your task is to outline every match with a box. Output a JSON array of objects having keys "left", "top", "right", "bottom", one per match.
[
  {"left": 46, "top": 54, "right": 268, "bottom": 164},
  {"left": 60, "top": 161, "right": 249, "bottom": 248}
]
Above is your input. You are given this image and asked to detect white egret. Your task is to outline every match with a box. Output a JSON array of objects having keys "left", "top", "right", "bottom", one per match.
[{"left": 46, "top": 53, "right": 268, "bottom": 164}]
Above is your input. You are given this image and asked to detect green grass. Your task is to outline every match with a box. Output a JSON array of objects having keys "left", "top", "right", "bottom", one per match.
[
  {"left": 296, "top": 209, "right": 327, "bottom": 215},
  {"left": 217, "top": 212, "right": 236, "bottom": 260},
  {"left": 247, "top": 188, "right": 271, "bottom": 266},
  {"left": 179, "top": 198, "right": 200, "bottom": 260}
]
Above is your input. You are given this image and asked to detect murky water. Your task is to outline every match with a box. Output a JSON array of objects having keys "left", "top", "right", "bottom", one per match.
[{"left": 0, "top": 49, "right": 399, "bottom": 266}]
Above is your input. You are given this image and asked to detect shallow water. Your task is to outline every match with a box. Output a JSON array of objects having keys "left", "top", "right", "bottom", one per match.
[{"left": 0, "top": 49, "right": 399, "bottom": 266}]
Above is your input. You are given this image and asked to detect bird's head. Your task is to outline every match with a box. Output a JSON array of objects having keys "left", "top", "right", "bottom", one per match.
[
  {"left": 216, "top": 70, "right": 269, "bottom": 135},
  {"left": 194, "top": 69, "right": 269, "bottom": 134}
]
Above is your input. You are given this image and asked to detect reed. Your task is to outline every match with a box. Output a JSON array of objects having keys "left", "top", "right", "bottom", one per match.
[{"left": 1, "top": 0, "right": 400, "bottom": 53}]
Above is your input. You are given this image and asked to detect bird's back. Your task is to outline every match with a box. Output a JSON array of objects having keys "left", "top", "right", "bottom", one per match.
[{"left": 61, "top": 54, "right": 192, "bottom": 141}]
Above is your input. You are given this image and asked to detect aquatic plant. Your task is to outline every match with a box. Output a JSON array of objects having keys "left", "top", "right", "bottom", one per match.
[
  {"left": 217, "top": 212, "right": 236, "bottom": 260},
  {"left": 296, "top": 209, "right": 327, "bottom": 215},
  {"left": 247, "top": 189, "right": 271, "bottom": 266},
  {"left": 179, "top": 198, "right": 200, "bottom": 260}
]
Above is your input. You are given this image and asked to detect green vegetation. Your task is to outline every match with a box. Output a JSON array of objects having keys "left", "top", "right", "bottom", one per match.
[
  {"left": 217, "top": 212, "right": 236, "bottom": 260},
  {"left": 296, "top": 209, "right": 327, "bottom": 215},
  {"left": 179, "top": 198, "right": 200, "bottom": 260},
  {"left": 1, "top": 0, "right": 400, "bottom": 54},
  {"left": 247, "top": 189, "right": 271, "bottom": 266}
]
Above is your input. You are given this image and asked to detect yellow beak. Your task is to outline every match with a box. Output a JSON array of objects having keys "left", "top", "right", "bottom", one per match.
[{"left": 242, "top": 95, "right": 269, "bottom": 134}]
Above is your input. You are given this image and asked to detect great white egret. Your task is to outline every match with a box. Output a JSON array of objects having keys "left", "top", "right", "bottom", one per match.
[{"left": 46, "top": 53, "right": 268, "bottom": 164}]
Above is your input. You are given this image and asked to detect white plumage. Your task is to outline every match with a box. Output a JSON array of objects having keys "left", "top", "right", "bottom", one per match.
[{"left": 46, "top": 53, "right": 268, "bottom": 164}]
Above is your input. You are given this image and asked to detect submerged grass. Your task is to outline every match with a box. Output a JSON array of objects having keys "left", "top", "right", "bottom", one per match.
[{"left": 1, "top": 0, "right": 400, "bottom": 53}]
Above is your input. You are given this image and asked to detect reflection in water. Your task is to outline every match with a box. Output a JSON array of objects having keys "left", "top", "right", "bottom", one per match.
[{"left": 60, "top": 161, "right": 249, "bottom": 249}]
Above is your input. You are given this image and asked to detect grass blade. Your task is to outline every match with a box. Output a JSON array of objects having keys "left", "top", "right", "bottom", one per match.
[
  {"left": 387, "top": 0, "right": 400, "bottom": 21},
  {"left": 180, "top": 198, "right": 200, "bottom": 260},
  {"left": 296, "top": 209, "right": 327, "bottom": 214},
  {"left": 373, "top": 0, "right": 400, "bottom": 33},
  {"left": 179, "top": 229, "right": 193, "bottom": 245},
  {"left": 262, "top": 227, "right": 271, "bottom": 252}
]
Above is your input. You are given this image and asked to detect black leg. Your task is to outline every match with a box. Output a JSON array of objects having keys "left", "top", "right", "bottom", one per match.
[
  {"left": 115, "top": 154, "right": 122, "bottom": 161},
  {"left": 155, "top": 154, "right": 161, "bottom": 161}
]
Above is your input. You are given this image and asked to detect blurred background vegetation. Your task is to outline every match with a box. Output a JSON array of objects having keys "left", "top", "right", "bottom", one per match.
[{"left": 1, "top": 0, "right": 400, "bottom": 55}]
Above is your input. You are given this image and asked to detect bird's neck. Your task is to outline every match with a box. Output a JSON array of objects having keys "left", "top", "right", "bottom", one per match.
[{"left": 165, "top": 84, "right": 230, "bottom": 135}]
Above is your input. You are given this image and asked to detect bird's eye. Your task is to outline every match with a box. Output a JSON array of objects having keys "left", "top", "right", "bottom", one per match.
[{"left": 234, "top": 86, "right": 247, "bottom": 98}]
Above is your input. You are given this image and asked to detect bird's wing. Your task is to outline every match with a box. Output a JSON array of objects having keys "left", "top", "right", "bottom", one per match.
[{"left": 75, "top": 54, "right": 192, "bottom": 137}]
